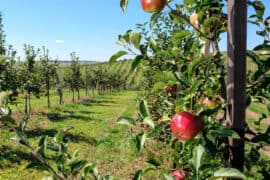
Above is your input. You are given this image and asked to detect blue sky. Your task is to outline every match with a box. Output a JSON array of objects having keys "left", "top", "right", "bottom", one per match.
[{"left": 0, "top": 0, "right": 269, "bottom": 61}]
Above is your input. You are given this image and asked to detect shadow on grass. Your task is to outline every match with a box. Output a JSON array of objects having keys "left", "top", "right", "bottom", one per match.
[
  {"left": 46, "top": 112, "right": 101, "bottom": 122},
  {"left": 0, "top": 145, "right": 44, "bottom": 170},
  {"left": 25, "top": 128, "right": 98, "bottom": 146},
  {"left": 81, "top": 99, "right": 118, "bottom": 107}
]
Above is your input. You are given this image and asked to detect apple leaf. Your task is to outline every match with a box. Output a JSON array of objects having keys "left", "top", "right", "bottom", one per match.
[
  {"left": 109, "top": 50, "right": 128, "bottom": 64},
  {"left": 18, "top": 114, "right": 29, "bottom": 133},
  {"left": 212, "top": 126, "right": 240, "bottom": 139},
  {"left": 82, "top": 163, "right": 98, "bottom": 178},
  {"left": 136, "top": 132, "right": 147, "bottom": 152},
  {"left": 251, "top": 134, "right": 270, "bottom": 145},
  {"left": 0, "top": 91, "right": 12, "bottom": 108},
  {"left": 252, "top": 0, "right": 265, "bottom": 19},
  {"left": 139, "top": 99, "right": 150, "bottom": 118},
  {"left": 0, "top": 56, "right": 8, "bottom": 65},
  {"left": 190, "top": 144, "right": 205, "bottom": 175},
  {"left": 150, "top": 12, "right": 161, "bottom": 29},
  {"left": 143, "top": 117, "right": 155, "bottom": 129},
  {"left": 37, "top": 135, "right": 47, "bottom": 158},
  {"left": 133, "top": 169, "right": 143, "bottom": 180},
  {"left": 130, "top": 31, "right": 142, "bottom": 49},
  {"left": 120, "top": 0, "right": 128, "bottom": 12},
  {"left": 70, "top": 160, "right": 88, "bottom": 175},
  {"left": 131, "top": 55, "right": 144, "bottom": 71},
  {"left": 163, "top": 174, "right": 174, "bottom": 180},
  {"left": 213, "top": 168, "right": 246, "bottom": 179},
  {"left": 117, "top": 116, "right": 136, "bottom": 126},
  {"left": 173, "top": 30, "right": 191, "bottom": 43}
]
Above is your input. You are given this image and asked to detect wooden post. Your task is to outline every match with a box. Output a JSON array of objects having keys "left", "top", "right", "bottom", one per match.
[{"left": 226, "top": 0, "right": 247, "bottom": 172}]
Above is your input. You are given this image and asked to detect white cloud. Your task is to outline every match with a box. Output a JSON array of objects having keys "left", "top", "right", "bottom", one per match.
[{"left": 56, "top": 40, "right": 65, "bottom": 44}]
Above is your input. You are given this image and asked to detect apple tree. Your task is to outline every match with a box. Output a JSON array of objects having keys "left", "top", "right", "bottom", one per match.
[
  {"left": 112, "top": 0, "right": 270, "bottom": 179},
  {"left": 38, "top": 46, "right": 59, "bottom": 108},
  {"left": 64, "top": 52, "right": 83, "bottom": 102},
  {"left": 19, "top": 44, "right": 42, "bottom": 114}
]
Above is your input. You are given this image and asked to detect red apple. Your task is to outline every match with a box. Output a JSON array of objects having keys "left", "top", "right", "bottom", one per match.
[
  {"left": 190, "top": 12, "right": 199, "bottom": 29},
  {"left": 140, "top": 0, "right": 167, "bottom": 13},
  {"left": 170, "top": 111, "right": 202, "bottom": 141},
  {"left": 199, "top": 97, "right": 217, "bottom": 109},
  {"left": 172, "top": 170, "right": 186, "bottom": 180}
]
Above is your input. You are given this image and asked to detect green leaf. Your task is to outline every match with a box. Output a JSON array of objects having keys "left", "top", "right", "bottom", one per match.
[
  {"left": 190, "top": 144, "right": 205, "bottom": 175},
  {"left": 139, "top": 100, "right": 150, "bottom": 118},
  {"left": 252, "top": 0, "right": 265, "bottom": 19},
  {"left": 70, "top": 160, "right": 88, "bottom": 175},
  {"left": 163, "top": 174, "right": 174, "bottom": 180},
  {"left": 173, "top": 30, "right": 191, "bottom": 43},
  {"left": 136, "top": 133, "right": 147, "bottom": 152},
  {"left": 109, "top": 51, "right": 128, "bottom": 64},
  {"left": 150, "top": 12, "right": 161, "bottom": 29},
  {"left": 55, "top": 129, "right": 64, "bottom": 144},
  {"left": 82, "top": 163, "right": 96, "bottom": 178},
  {"left": 161, "top": 113, "right": 170, "bottom": 122},
  {"left": 251, "top": 134, "right": 270, "bottom": 145},
  {"left": 212, "top": 127, "right": 240, "bottom": 139},
  {"left": 133, "top": 169, "right": 143, "bottom": 180},
  {"left": 18, "top": 115, "right": 29, "bottom": 132},
  {"left": 213, "top": 168, "right": 246, "bottom": 179},
  {"left": 143, "top": 117, "right": 155, "bottom": 129},
  {"left": 131, "top": 55, "right": 144, "bottom": 71},
  {"left": 146, "top": 156, "right": 161, "bottom": 167},
  {"left": 0, "top": 91, "right": 12, "bottom": 107},
  {"left": 249, "top": 147, "right": 260, "bottom": 162},
  {"left": 117, "top": 116, "right": 136, "bottom": 126},
  {"left": 265, "top": 16, "right": 270, "bottom": 26},
  {"left": 56, "top": 155, "right": 65, "bottom": 172},
  {"left": 0, "top": 56, "right": 8, "bottom": 65},
  {"left": 120, "top": 0, "right": 128, "bottom": 12},
  {"left": 149, "top": 37, "right": 158, "bottom": 50},
  {"left": 37, "top": 136, "right": 47, "bottom": 158},
  {"left": 47, "top": 144, "right": 60, "bottom": 151},
  {"left": 130, "top": 31, "right": 142, "bottom": 49}
]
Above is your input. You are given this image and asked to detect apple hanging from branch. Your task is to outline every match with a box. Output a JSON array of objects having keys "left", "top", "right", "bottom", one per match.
[
  {"left": 170, "top": 111, "right": 202, "bottom": 141},
  {"left": 190, "top": 12, "right": 199, "bottom": 29},
  {"left": 140, "top": 0, "right": 167, "bottom": 13}
]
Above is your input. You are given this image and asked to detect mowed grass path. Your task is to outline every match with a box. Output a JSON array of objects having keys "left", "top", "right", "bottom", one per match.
[{"left": 0, "top": 91, "right": 144, "bottom": 180}]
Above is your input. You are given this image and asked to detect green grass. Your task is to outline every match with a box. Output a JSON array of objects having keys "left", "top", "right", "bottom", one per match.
[{"left": 0, "top": 91, "right": 149, "bottom": 179}]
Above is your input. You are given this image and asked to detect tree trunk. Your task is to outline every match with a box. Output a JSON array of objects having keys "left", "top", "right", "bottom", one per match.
[
  {"left": 72, "top": 89, "right": 75, "bottom": 102},
  {"left": 25, "top": 91, "right": 31, "bottom": 114},
  {"left": 25, "top": 93, "right": 28, "bottom": 113},
  {"left": 59, "top": 94, "right": 63, "bottom": 105},
  {"left": 46, "top": 78, "right": 50, "bottom": 108},
  {"left": 85, "top": 86, "right": 88, "bottom": 96},
  {"left": 77, "top": 89, "right": 80, "bottom": 100}
]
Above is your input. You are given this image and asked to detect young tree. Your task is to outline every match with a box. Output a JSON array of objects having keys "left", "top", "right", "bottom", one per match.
[
  {"left": 38, "top": 47, "right": 59, "bottom": 108},
  {"left": 20, "top": 44, "right": 41, "bottom": 114},
  {"left": 64, "top": 52, "right": 82, "bottom": 102}
]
